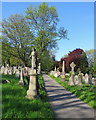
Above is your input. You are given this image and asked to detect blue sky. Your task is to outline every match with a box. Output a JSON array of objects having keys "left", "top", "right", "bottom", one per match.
[{"left": 2, "top": 2, "right": 94, "bottom": 61}]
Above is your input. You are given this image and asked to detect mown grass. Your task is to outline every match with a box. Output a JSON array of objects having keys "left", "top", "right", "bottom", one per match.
[
  {"left": 49, "top": 74, "right": 96, "bottom": 110},
  {"left": 2, "top": 74, "right": 54, "bottom": 119}
]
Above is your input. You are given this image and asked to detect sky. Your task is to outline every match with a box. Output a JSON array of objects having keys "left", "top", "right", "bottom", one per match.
[{"left": 1, "top": 2, "right": 94, "bottom": 61}]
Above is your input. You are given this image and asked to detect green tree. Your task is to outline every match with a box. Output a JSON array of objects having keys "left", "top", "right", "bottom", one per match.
[
  {"left": 40, "top": 50, "right": 56, "bottom": 72},
  {"left": 25, "top": 2, "right": 68, "bottom": 63},
  {"left": 1, "top": 14, "right": 34, "bottom": 66}
]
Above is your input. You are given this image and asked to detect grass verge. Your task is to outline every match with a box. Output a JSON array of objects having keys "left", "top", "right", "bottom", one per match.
[
  {"left": 2, "top": 74, "right": 54, "bottom": 119},
  {"left": 49, "top": 74, "right": 96, "bottom": 110}
]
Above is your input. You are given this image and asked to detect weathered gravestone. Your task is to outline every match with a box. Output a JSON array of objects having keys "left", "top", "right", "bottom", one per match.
[
  {"left": 57, "top": 67, "right": 60, "bottom": 76},
  {"left": 25, "top": 48, "right": 39, "bottom": 100},
  {"left": 61, "top": 61, "right": 65, "bottom": 82},
  {"left": 4, "top": 67, "right": 8, "bottom": 75},
  {"left": 8, "top": 67, "right": 12, "bottom": 75},
  {"left": 37, "top": 63, "right": 41, "bottom": 74},
  {"left": 0, "top": 66, "right": 4, "bottom": 74},
  {"left": 68, "top": 62, "right": 76, "bottom": 86},
  {"left": 85, "top": 73, "right": 90, "bottom": 85},
  {"left": 77, "top": 71, "right": 83, "bottom": 86},
  {"left": 91, "top": 78, "right": 96, "bottom": 85},
  {"left": 74, "top": 75, "right": 78, "bottom": 85},
  {"left": 13, "top": 66, "right": 17, "bottom": 74},
  {"left": 18, "top": 67, "right": 26, "bottom": 86},
  {"left": 15, "top": 69, "right": 20, "bottom": 78}
]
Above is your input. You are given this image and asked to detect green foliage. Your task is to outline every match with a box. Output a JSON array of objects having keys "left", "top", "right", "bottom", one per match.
[
  {"left": 1, "top": 14, "right": 34, "bottom": 66},
  {"left": 75, "top": 68, "right": 80, "bottom": 75},
  {"left": 25, "top": 2, "right": 68, "bottom": 62},
  {"left": 79, "top": 52, "right": 89, "bottom": 74},
  {"left": 2, "top": 74, "right": 53, "bottom": 119},
  {"left": 40, "top": 50, "right": 56, "bottom": 72},
  {"left": 49, "top": 74, "right": 96, "bottom": 109}
]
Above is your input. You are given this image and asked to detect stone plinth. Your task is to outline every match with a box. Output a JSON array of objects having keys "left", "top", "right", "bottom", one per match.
[{"left": 25, "top": 69, "right": 39, "bottom": 100}]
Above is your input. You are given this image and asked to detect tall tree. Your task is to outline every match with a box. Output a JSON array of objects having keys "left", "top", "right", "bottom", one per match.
[
  {"left": 25, "top": 2, "right": 68, "bottom": 62},
  {"left": 1, "top": 14, "right": 34, "bottom": 66}
]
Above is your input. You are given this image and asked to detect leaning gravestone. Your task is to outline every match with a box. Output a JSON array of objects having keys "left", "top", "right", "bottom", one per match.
[
  {"left": 68, "top": 62, "right": 76, "bottom": 86},
  {"left": 61, "top": 61, "right": 65, "bottom": 82},
  {"left": 77, "top": 71, "right": 83, "bottom": 86},
  {"left": 8, "top": 67, "right": 12, "bottom": 75},
  {"left": 18, "top": 67, "right": 26, "bottom": 86},
  {"left": 25, "top": 48, "right": 39, "bottom": 100}
]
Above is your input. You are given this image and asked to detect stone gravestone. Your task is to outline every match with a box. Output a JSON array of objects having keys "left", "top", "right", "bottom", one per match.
[
  {"left": 89, "top": 74, "right": 92, "bottom": 84},
  {"left": 61, "top": 61, "right": 65, "bottom": 82},
  {"left": 25, "top": 48, "right": 39, "bottom": 100},
  {"left": 91, "top": 77, "right": 96, "bottom": 85},
  {"left": 57, "top": 67, "right": 60, "bottom": 76},
  {"left": 15, "top": 69, "right": 20, "bottom": 78},
  {"left": 13, "top": 66, "right": 16, "bottom": 74},
  {"left": 74, "top": 75, "right": 78, "bottom": 85},
  {"left": 0, "top": 66, "right": 4, "bottom": 74},
  {"left": 8, "top": 67, "right": 12, "bottom": 75},
  {"left": 4, "top": 67, "right": 8, "bottom": 75},
  {"left": 18, "top": 67, "right": 26, "bottom": 86},
  {"left": 37, "top": 63, "right": 41, "bottom": 74},
  {"left": 68, "top": 62, "right": 76, "bottom": 86},
  {"left": 77, "top": 71, "right": 83, "bottom": 86},
  {"left": 54, "top": 66, "right": 56, "bottom": 71},
  {"left": 85, "top": 73, "right": 90, "bottom": 85}
]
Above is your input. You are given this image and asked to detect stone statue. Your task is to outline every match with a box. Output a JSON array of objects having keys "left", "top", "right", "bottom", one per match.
[{"left": 30, "top": 48, "right": 37, "bottom": 70}]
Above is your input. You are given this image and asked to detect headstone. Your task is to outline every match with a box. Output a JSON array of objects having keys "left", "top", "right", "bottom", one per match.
[
  {"left": 85, "top": 73, "right": 90, "bottom": 84},
  {"left": 74, "top": 75, "right": 78, "bottom": 85},
  {"left": 15, "top": 69, "right": 20, "bottom": 78},
  {"left": 89, "top": 74, "right": 92, "bottom": 83},
  {"left": 61, "top": 61, "right": 65, "bottom": 82},
  {"left": 54, "top": 72, "right": 58, "bottom": 77},
  {"left": 8, "top": 67, "right": 12, "bottom": 75},
  {"left": 18, "top": 68, "right": 26, "bottom": 86},
  {"left": 91, "top": 78, "right": 96, "bottom": 85},
  {"left": 4, "top": 67, "right": 8, "bottom": 75},
  {"left": 68, "top": 62, "right": 76, "bottom": 86},
  {"left": 13, "top": 66, "right": 16, "bottom": 74},
  {"left": 54, "top": 66, "right": 56, "bottom": 71},
  {"left": 25, "top": 48, "right": 39, "bottom": 100},
  {"left": 66, "top": 73, "right": 69, "bottom": 76},
  {"left": 77, "top": 71, "right": 83, "bottom": 86},
  {"left": 0, "top": 66, "right": 4, "bottom": 74},
  {"left": 57, "top": 67, "right": 60, "bottom": 76},
  {"left": 37, "top": 63, "right": 41, "bottom": 74}
]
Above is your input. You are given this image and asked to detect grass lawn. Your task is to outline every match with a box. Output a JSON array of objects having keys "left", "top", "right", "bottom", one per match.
[
  {"left": 49, "top": 74, "right": 96, "bottom": 110},
  {"left": 2, "top": 74, "right": 54, "bottom": 119}
]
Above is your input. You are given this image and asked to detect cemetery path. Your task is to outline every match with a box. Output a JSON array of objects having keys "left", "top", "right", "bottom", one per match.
[{"left": 42, "top": 73, "right": 95, "bottom": 119}]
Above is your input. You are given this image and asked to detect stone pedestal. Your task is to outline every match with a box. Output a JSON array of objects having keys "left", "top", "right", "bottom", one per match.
[{"left": 25, "top": 69, "right": 39, "bottom": 100}]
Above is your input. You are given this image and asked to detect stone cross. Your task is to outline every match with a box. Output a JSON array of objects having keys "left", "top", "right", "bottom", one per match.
[
  {"left": 68, "top": 62, "right": 76, "bottom": 86},
  {"left": 30, "top": 48, "right": 37, "bottom": 70},
  {"left": 70, "top": 62, "right": 76, "bottom": 75}
]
